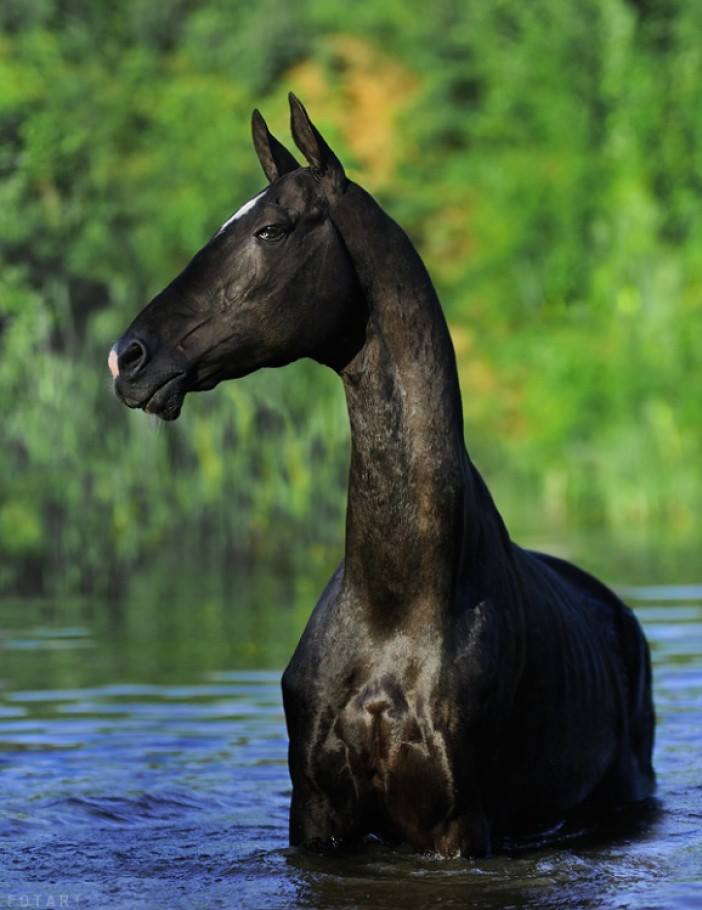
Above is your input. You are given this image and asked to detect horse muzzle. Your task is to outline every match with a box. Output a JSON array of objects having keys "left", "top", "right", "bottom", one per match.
[{"left": 108, "top": 336, "right": 189, "bottom": 421}]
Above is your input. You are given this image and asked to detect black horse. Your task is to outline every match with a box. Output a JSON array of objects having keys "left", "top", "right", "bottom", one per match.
[{"left": 109, "top": 95, "right": 655, "bottom": 856}]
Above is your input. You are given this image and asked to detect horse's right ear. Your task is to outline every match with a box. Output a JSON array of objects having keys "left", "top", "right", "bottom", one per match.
[
  {"left": 251, "top": 109, "right": 300, "bottom": 183},
  {"left": 289, "top": 93, "right": 346, "bottom": 195}
]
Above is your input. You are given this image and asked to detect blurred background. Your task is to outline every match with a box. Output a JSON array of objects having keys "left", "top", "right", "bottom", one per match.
[{"left": 1, "top": 0, "right": 701, "bottom": 609}]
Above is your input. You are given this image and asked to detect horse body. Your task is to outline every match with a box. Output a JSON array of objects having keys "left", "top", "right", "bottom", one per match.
[
  {"left": 109, "top": 95, "right": 655, "bottom": 856},
  {"left": 282, "top": 549, "right": 653, "bottom": 855}
]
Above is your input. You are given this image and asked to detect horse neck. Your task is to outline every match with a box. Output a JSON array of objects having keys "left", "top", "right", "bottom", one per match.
[{"left": 332, "top": 183, "right": 503, "bottom": 626}]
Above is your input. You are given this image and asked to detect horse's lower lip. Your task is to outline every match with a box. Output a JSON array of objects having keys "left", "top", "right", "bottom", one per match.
[{"left": 142, "top": 374, "right": 186, "bottom": 420}]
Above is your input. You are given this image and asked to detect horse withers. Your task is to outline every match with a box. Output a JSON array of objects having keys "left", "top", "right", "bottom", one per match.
[{"left": 109, "top": 95, "right": 655, "bottom": 856}]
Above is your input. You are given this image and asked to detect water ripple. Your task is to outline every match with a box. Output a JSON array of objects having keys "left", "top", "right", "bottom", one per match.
[{"left": 0, "top": 582, "right": 699, "bottom": 909}]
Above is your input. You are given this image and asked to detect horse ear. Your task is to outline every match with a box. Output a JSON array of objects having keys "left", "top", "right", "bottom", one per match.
[
  {"left": 251, "top": 109, "right": 300, "bottom": 183},
  {"left": 289, "top": 93, "right": 346, "bottom": 194}
]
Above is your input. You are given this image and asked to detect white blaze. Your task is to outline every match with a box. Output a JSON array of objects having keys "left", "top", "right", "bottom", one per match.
[{"left": 216, "top": 191, "right": 265, "bottom": 236}]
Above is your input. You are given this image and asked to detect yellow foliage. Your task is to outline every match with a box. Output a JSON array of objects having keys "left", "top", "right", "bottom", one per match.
[
  {"left": 451, "top": 323, "right": 525, "bottom": 438},
  {"left": 425, "top": 203, "right": 475, "bottom": 283},
  {"left": 287, "top": 35, "right": 417, "bottom": 188},
  {"left": 451, "top": 325, "right": 500, "bottom": 399}
]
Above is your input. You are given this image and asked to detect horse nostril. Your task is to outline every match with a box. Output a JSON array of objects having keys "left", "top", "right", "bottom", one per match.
[{"left": 118, "top": 339, "right": 149, "bottom": 378}]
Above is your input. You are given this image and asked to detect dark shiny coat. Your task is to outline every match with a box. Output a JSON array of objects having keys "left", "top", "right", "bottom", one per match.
[{"left": 110, "top": 95, "right": 656, "bottom": 856}]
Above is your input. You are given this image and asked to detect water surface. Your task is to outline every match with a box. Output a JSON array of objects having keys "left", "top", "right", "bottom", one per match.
[{"left": 1, "top": 545, "right": 701, "bottom": 909}]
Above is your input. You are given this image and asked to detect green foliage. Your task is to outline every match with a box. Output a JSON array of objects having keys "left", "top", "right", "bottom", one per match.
[{"left": 1, "top": 0, "right": 700, "bottom": 595}]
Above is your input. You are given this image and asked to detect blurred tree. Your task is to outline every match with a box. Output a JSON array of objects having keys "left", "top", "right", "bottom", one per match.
[{"left": 0, "top": 0, "right": 700, "bottom": 595}]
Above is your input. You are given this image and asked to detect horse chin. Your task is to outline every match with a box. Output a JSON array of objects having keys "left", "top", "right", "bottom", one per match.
[{"left": 142, "top": 374, "right": 187, "bottom": 421}]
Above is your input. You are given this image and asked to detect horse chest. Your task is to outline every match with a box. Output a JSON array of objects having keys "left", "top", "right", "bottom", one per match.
[{"left": 309, "top": 660, "right": 459, "bottom": 838}]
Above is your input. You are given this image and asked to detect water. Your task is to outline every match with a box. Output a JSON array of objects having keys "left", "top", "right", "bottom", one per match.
[{"left": 1, "top": 546, "right": 701, "bottom": 909}]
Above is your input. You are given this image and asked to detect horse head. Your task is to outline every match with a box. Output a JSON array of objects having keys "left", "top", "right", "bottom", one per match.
[{"left": 109, "top": 95, "right": 365, "bottom": 420}]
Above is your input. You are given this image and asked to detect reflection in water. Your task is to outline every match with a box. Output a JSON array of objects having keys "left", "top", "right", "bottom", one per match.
[{"left": 0, "top": 566, "right": 700, "bottom": 908}]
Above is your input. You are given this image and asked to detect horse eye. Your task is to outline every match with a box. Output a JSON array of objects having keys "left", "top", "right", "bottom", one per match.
[{"left": 256, "top": 224, "right": 286, "bottom": 242}]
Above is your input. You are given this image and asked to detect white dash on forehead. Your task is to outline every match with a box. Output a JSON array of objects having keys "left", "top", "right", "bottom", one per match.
[{"left": 216, "top": 191, "right": 265, "bottom": 236}]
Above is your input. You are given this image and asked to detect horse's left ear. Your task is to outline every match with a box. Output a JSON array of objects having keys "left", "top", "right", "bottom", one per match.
[
  {"left": 251, "top": 109, "right": 300, "bottom": 183},
  {"left": 289, "top": 93, "right": 346, "bottom": 194}
]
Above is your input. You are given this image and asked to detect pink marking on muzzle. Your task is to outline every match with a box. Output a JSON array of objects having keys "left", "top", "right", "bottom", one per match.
[{"left": 108, "top": 346, "right": 119, "bottom": 378}]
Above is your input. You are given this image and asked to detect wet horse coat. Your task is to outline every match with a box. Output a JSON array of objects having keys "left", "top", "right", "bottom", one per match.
[{"left": 110, "top": 95, "right": 655, "bottom": 855}]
